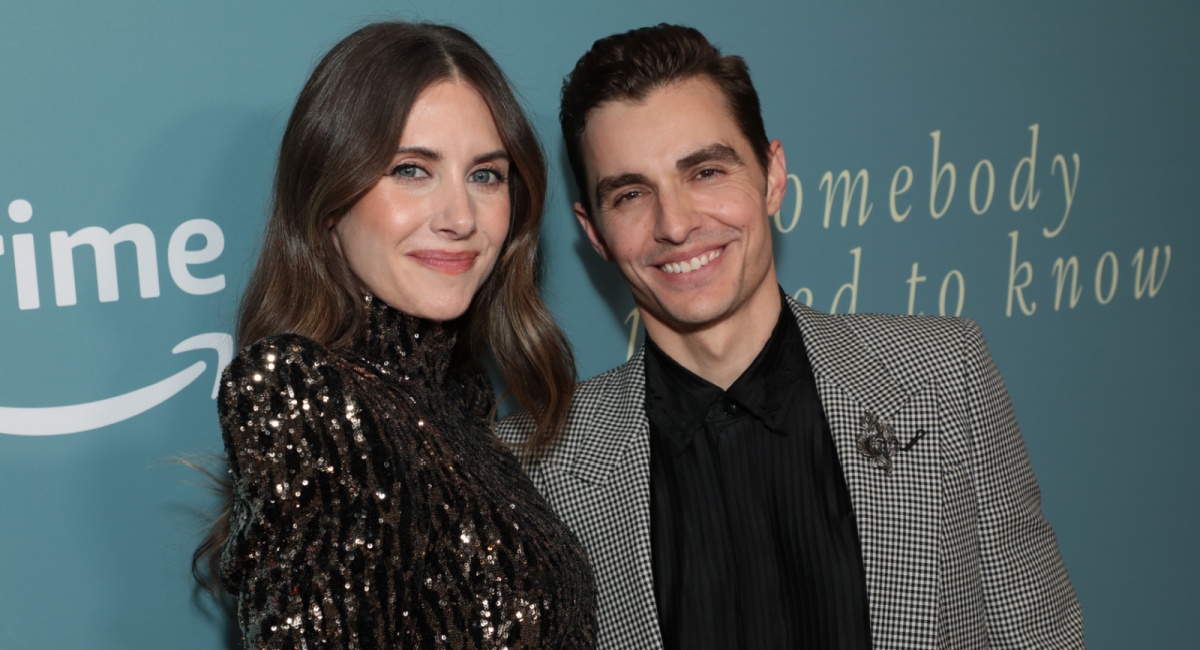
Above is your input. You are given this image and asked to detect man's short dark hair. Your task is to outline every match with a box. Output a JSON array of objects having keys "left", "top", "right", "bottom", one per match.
[{"left": 560, "top": 23, "right": 771, "bottom": 215}]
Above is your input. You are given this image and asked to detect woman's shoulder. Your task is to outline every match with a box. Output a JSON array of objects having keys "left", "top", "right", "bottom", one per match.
[
  {"left": 218, "top": 333, "right": 362, "bottom": 476},
  {"left": 222, "top": 333, "right": 341, "bottom": 389},
  {"left": 218, "top": 333, "right": 347, "bottom": 430},
  {"left": 231, "top": 332, "right": 330, "bottom": 368}
]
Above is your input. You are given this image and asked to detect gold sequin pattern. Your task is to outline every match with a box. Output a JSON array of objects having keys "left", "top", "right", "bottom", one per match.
[{"left": 219, "top": 298, "right": 596, "bottom": 648}]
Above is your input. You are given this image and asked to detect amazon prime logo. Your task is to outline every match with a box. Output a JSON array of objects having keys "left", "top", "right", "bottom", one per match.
[{"left": 1, "top": 199, "right": 232, "bottom": 436}]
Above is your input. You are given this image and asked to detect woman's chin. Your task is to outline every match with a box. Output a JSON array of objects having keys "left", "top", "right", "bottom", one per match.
[{"left": 384, "top": 297, "right": 472, "bottom": 322}]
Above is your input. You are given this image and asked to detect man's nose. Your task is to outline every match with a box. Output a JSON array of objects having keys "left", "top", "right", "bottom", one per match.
[{"left": 653, "top": 186, "right": 701, "bottom": 244}]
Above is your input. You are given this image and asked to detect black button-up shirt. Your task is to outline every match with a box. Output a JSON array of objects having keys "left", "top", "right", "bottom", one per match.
[{"left": 645, "top": 296, "right": 872, "bottom": 650}]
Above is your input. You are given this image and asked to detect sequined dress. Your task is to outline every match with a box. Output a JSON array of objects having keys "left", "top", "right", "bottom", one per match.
[{"left": 219, "top": 298, "right": 597, "bottom": 649}]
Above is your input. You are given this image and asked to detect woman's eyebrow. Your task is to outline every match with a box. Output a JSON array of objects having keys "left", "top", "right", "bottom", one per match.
[
  {"left": 472, "top": 150, "right": 509, "bottom": 166},
  {"left": 394, "top": 147, "right": 509, "bottom": 167},
  {"left": 396, "top": 146, "right": 440, "bottom": 160}
]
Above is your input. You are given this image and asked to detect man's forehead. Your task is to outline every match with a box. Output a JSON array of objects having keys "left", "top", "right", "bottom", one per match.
[
  {"left": 580, "top": 78, "right": 744, "bottom": 174},
  {"left": 584, "top": 77, "right": 734, "bottom": 129}
]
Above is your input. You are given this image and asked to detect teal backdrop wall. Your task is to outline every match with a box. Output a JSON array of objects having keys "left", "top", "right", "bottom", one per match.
[{"left": 1, "top": 1, "right": 1196, "bottom": 647}]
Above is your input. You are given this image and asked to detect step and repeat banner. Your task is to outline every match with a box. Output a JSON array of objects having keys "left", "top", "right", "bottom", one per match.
[{"left": 1, "top": 2, "right": 1195, "bottom": 648}]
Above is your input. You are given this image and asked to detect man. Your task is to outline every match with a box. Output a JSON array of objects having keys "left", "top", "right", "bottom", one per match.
[{"left": 499, "top": 24, "right": 1084, "bottom": 650}]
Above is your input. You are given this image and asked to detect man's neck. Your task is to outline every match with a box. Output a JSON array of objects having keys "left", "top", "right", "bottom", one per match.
[{"left": 642, "top": 279, "right": 783, "bottom": 390}]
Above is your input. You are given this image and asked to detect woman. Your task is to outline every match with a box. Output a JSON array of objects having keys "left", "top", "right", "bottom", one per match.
[{"left": 194, "top": 22, "right": 596, "bottom": 649}]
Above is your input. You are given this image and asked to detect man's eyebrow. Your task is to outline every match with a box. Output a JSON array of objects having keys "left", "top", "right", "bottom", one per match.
[
  {"left": 594, "top": 172, "right": 650, "bottom": 207},
  {"left": 676, "top": 144, "right": 743, "bottom": 172}
]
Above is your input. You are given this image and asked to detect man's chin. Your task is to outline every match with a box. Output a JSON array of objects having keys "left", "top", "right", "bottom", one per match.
[{"left": 641, "top": 295, "right": 736, "bottom": 333}]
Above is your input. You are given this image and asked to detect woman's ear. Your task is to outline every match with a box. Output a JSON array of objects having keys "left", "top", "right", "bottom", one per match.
[{"left": 326, "top": 216, "right": 344, "bottom": 257}]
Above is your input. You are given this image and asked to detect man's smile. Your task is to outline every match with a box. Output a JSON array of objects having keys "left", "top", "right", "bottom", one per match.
[{"left": 658, "top": 247, "right": 723, "bottom": 274}]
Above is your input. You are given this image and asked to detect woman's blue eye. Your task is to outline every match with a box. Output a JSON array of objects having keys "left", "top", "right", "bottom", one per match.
[
  {"left": 390, "top": 164, "right": 425, "bottom": 178},
  {"left": 470, "top": 169, "right": 504, "bottom": 183}
]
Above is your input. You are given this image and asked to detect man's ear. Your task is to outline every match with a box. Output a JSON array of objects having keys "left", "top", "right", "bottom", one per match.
[
  {"left": 575, "top": 202, "right": 614, "bottom": 262},
  {"left": 764, "top": 139, "right": 788, "bottom": 217}
]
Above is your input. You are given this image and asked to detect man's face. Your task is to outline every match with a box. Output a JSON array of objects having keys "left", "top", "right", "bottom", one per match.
[{"left": 575, "top": 77, "right": 787, "bottom": 335}]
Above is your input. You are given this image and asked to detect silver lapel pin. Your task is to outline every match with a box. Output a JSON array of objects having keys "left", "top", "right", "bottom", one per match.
[{"left": 857, "top": 411, "right": 900, "bottom": 476}]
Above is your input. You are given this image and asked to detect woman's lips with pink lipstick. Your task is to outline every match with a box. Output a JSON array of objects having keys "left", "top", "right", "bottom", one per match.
[{"left": 407, "top": 249, "right": 479, "bottom": 274}]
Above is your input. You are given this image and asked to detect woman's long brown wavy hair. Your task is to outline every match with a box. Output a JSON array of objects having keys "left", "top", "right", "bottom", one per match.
[{"left": 193, "top": 21, "right": 575, "bottom": 591}]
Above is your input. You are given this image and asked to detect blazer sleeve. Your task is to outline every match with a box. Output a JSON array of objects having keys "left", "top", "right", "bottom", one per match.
[
  {"left": 960, "top": 322, "right": 1085, "bottom": 647},
  {"left": 218, "top": 335, "right": 414, "bottom": 649}
]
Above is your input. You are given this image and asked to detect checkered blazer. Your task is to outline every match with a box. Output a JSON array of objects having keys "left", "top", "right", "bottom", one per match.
[{"left": 497, "top": 297, "right": 1084, "bottom": 649}]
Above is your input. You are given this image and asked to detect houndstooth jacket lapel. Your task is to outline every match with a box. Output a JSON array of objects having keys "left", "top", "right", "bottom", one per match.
[
  {"left": 499, "top": 346, "right": 664, "bottom": 650},
  {"left": 788, "top": 297, "right": 1082, "bottom": 648},
  {"left": 502, "top": 298, "right": 937, "bottom": 650},
  {"left": 789, "top": 297, "right": 944, "bottom": 648},
  {"left": 500, "top": 296, "right": 1083, "bottom": 650}
]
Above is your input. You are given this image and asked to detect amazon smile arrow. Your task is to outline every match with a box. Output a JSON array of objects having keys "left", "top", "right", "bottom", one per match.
[{"left": 0, "top": 332, "right": 233, "bottom": 436}]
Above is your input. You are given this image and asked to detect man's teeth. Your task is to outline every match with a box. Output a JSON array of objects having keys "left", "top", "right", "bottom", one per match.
[{"left": 661, "top": 249, "right": 721, "bottom": 274}]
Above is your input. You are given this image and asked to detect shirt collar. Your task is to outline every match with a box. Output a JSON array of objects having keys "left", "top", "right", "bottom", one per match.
[
  {"left": 644, "top": 338, "right": 725, "bottom": 454},
  {"left": 644, "top": 290, "right": 808, "bottom": 455}
]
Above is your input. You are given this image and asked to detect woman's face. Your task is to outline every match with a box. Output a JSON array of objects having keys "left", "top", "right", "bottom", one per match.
[{"left": 331, "top": 79, "right": 511, "bottom": 321}]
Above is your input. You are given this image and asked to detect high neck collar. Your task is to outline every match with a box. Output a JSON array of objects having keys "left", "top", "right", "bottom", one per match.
[{"left": 357, "top": 295, "right": 457, "bottom": 385}]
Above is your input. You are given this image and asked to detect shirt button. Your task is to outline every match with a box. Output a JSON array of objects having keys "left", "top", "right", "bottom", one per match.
[{"left": 724, "top": 403, "right": 738, "bottom": 416}]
